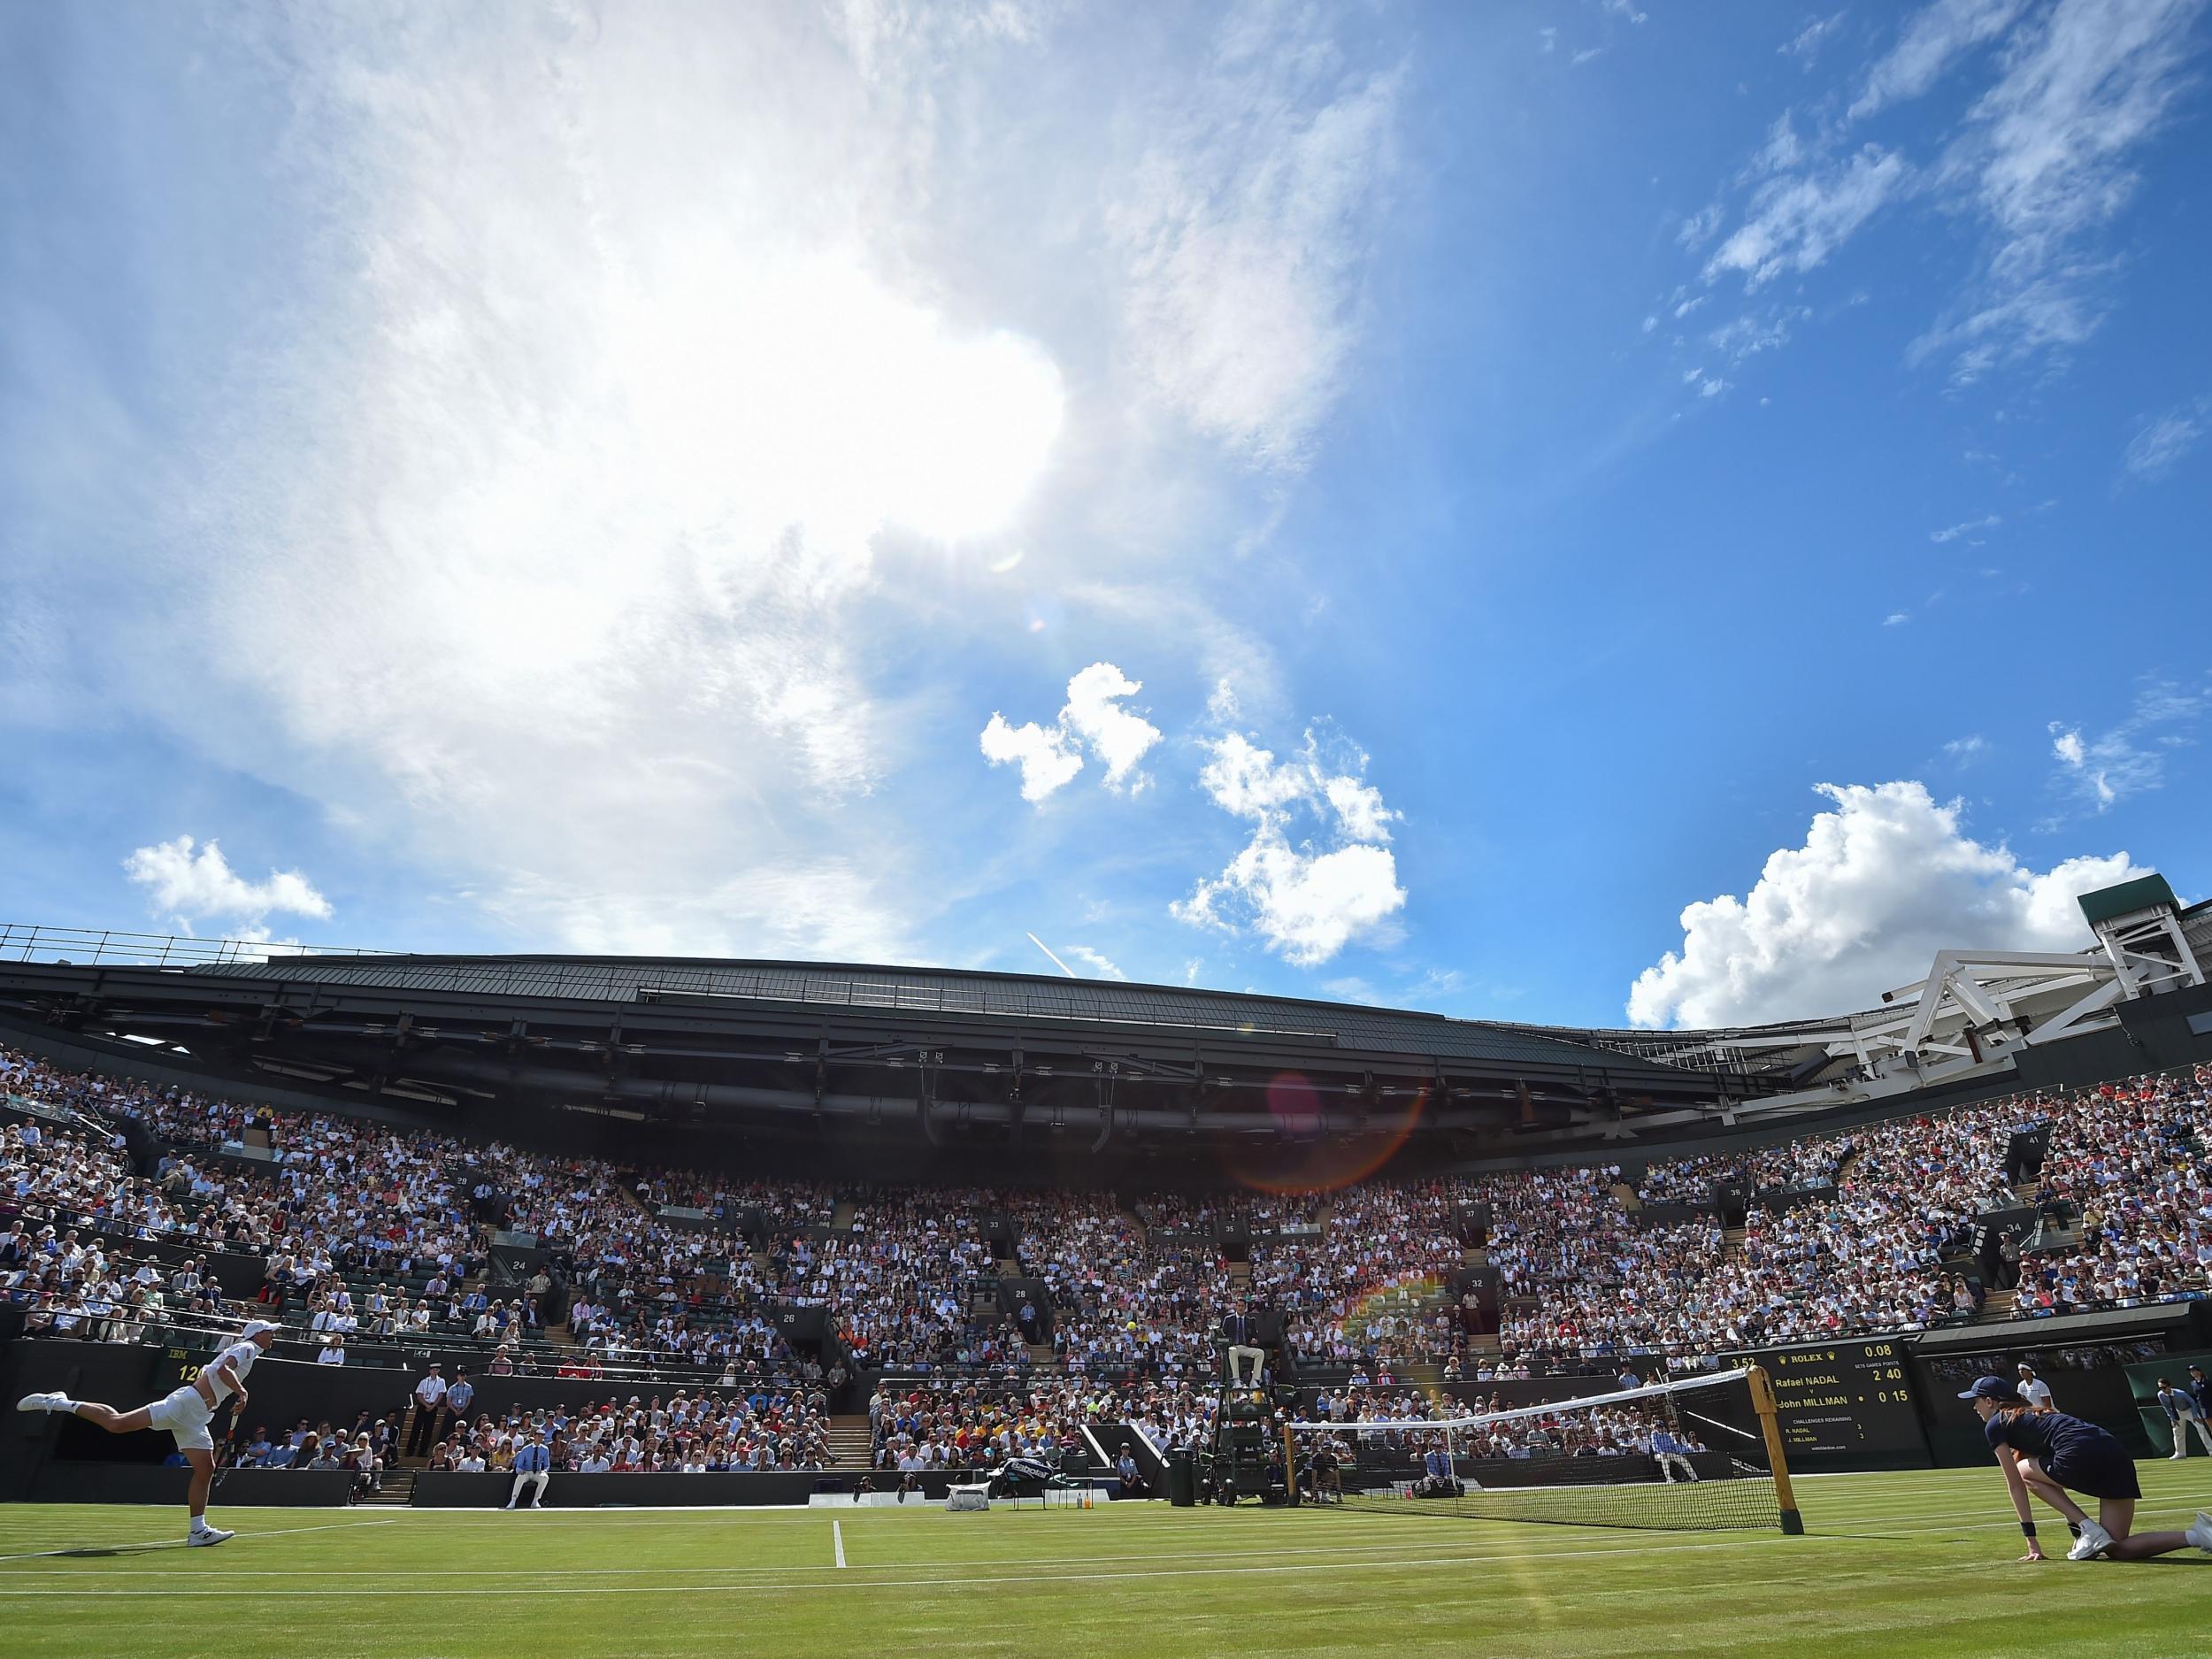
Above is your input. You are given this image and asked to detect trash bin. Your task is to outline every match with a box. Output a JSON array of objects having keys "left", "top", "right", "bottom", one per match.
[{"left": 1167, "top": 1448, "right": 1195, "bottom": 1507}]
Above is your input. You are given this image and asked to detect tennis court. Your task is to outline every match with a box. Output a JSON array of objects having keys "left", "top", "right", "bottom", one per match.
[{"left": 4, "top": 1463, "right": 2208, "bottom": 1659}]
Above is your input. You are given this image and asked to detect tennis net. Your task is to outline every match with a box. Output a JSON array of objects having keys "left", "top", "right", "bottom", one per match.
[{"left": 1283, "top": 1366, "right": 1801, "bottom": 1532}]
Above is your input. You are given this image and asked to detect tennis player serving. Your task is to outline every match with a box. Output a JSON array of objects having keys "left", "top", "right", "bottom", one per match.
[
  {"left": 18, "top": 1318, "right": 280, "bottom": 1546},
  {"left": 1960, "top": 1374, "right": 2212, "bottom": 1563}
]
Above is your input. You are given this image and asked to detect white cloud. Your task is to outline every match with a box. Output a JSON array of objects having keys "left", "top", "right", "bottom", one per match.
[
  {"left": 1106, "top": 4, "right": 1402, "bottom": 468},
  {"left": 489, "top": 860, "right": 917, "bottom": 964},
  {"left": 1604, "top": 1, "right": 1650, "bottom": 24},
  {"left": 0, "top": 8, "right": 1108, "bottom": 961},
  {"left": 1930, "top": 512, "right": 2001, "bottom": 541},
  {"left": 1909, "top": 0, "right": 2208, "bottom": 380},
  {"left": 980, "top": 661, "right": 1163, "bottom": 803},
  {"left": 18, "top": 7, "right": 1401, "bottom": 964},
  {"left": 1678, "top": 204, "right": 1724, "bottom": 248},
  {"left": 1703, "top": 146, "right": 1907, "bottom": 290},
  {"left": 1324, "top": 965, "right": 1469, "bottom": 1010},
  {"left": 1539, "top": 27, "right": 1559, "bottom": 53},
  {"left": 2124, "top": 396, "right": 2209, "bottom": 480},
  {"left": 2047, "top": 678, "right": 2212, "bottom": 813},
  {"left": 1883, "top": 611, "right": 1911, "bottom": 626},
  {"left": 1707, "top": 307, "right": 1810, "bottom": 363},
  {"left": 1176, "top": 833, "right": 1406, "bottom": 967},
  {"left": 979, "top": 714, "right": 1087, "bottom": 803},
  {"left": 1755, "top": 113, "right": 1806, "bottom": 175},
  {"left": 1062, "top": 945, "right": 1129, "bottom": 980},
  {"left": 1060, "top": 662, "right": 1165, "bottom": 790},
  {"left": 1850, "top": 0, "right": 2026, "bottom": 119},
  {"left": 1942, "top": 733, "right": 1989, "bottom": 759},
  {"left": 123, "top": 835, "right": 333, "bottom": 937},
  {"left": 1781, "top": 11, "right": 1851, "bottom": 66},
  {"left": 1173, "top": 722, "right": 1406, "bottom": 965},
  {"left": 1198, "top": 732, "right": 1322, "bottom": 823},
  {"left": 1694, "top": 0, "right": 2200, "bottom": 380},
  {"left": 1626, "top": 781, "right": 2142, "bottom": 1027},
  {"left": 1323, "top": 774, "right": 1396, "bottom": 843}
]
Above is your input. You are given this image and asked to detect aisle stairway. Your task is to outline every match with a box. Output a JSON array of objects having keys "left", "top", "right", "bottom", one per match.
[
  {"left": 827, "top": 1413, "right": 873, "bottom": 1468},
  {"left": 358, "top": 1468, "right": 416, "bottom": 1508}
]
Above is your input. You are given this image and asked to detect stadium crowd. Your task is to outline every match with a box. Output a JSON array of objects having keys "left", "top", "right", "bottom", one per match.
[
  {"left": 8, "top": 1043, "right": 2211, "bottom": 1418},
  {"left": 2012, "top": 1070, "right": 2212, "bottom": 1318},
  {"left": 421, "top": 1383, "right": 836, "bottom": 1473}
]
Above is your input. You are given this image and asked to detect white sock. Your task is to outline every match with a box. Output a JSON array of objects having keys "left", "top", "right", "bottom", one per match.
[{"left": 50, "top": 1397, "right": 80, "bottom": 1413}]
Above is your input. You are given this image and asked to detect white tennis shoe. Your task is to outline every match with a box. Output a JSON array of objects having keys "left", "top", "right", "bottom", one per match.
[
  {"left": 188, "top": 1526, "right": 235, "bottom": 1548},
  {"left": 2185, "top": 1511, "right": 2212, "bottom": 1555},
  {"left": 15, "top": 1393, "right": 69, "bottom": 1413},
  {"left": 2066, "top": 1520, "right": 2113, "bottom": 1560}
]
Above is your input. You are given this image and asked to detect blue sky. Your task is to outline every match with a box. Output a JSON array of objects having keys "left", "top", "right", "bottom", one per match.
[{"left": 3, "top": 1, "right": 2208, "bottom": 1030}]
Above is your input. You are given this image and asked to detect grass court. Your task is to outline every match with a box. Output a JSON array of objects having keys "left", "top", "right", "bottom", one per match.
[{"left": 3, "top": 1463, "right": 2208, "bottom": 1659}]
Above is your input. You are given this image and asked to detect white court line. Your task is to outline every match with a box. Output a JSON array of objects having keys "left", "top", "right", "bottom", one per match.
[
  {"left": 0, "top": 1532, "right": 1803, "bottom": 1594},
  {"left": 0, "top": 1511, "right": 1751, "bottom": 1563},
  {"left": 4, "top": 1499, "right": 2201, "bottom": 1579},
  {"left": 1, "top": 1509, "right": 2204, "bottom": 1597},
  {"left": 0, "top": 1515, "right": 398, "bottom": 1563},
  {"left": 2, "top": 1499, "right": 2205, "bottom": 1593}
]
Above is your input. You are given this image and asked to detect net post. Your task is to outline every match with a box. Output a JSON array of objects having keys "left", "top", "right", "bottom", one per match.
[
  {"left": 1746, "top": 1364, "right": 1804, "bottom": 1535},
  {"left": 1283, "top": 1421, "right": 1298, "bottom": 1506}
]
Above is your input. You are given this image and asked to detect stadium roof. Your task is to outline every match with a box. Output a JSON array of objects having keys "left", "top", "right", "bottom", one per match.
[
  {"left": 8, "top": 899, "right": 2202, "bottom": 1156},
  {"left": 0, "top": 930, "right": 1774, "bottom": 1153},
  {"left": 177, "top": 950, "right": 1691, "bottom": 1074}
]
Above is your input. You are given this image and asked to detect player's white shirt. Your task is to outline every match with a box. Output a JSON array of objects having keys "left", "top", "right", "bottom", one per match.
[
  {"left": 2018, "top": 1378, "right": 2055, "bottom": 1409},
  {"left": 204, "top": 1339, "right": 261, "bottom": 1406}
]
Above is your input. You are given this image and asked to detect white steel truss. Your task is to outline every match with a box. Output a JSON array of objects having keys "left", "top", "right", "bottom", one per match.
[{"left": 1705, "top": 894, "right": 2205, "bottom": 1116}]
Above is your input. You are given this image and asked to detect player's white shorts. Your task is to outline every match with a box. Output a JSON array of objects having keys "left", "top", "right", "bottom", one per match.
[{"left": 144, "top": 1385, "right": 217, "bottom": 1452}]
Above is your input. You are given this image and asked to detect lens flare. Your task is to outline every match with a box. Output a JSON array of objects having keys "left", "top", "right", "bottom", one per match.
[{"left": 1218, "top": 1077, "right": 1429, "bottom": 1195}]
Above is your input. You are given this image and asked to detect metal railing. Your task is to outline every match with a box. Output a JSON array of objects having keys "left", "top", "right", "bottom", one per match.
[{"left": 0, "top": 923, "right": 393, "bottom": 969}]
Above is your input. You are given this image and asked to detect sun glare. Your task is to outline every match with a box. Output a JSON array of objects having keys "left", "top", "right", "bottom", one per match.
[{"left": 612, "top": 252, "right": 1065, "bottom": 553}]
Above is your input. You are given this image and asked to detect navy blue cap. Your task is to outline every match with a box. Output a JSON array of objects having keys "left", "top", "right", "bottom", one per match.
[{"left": 1957, "top": 1375, "right": 2015, "bottom": 1402}]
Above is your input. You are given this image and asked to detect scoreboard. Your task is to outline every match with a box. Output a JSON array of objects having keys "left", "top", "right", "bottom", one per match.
[{"left": 1743, "top": 1340, "right": 1931, "bottom": 1468}]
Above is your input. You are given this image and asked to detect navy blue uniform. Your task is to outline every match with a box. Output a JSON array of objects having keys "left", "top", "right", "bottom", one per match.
[{"left": 1985, "top": 1407, "right": 2141, "bottom": 1501}]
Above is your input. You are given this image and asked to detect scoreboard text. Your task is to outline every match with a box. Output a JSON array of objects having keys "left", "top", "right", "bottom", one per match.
[{"left": 1748, "top": 1340, "right": 1931, "bottom": 1467}]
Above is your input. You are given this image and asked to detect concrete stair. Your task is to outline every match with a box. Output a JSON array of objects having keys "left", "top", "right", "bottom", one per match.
[
  {"left": 359, "top": 1468, "right": 416, "bottom": 1507},
  {"left": 828, "top": 1414, "right": 873, "bottom": 1467}
]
